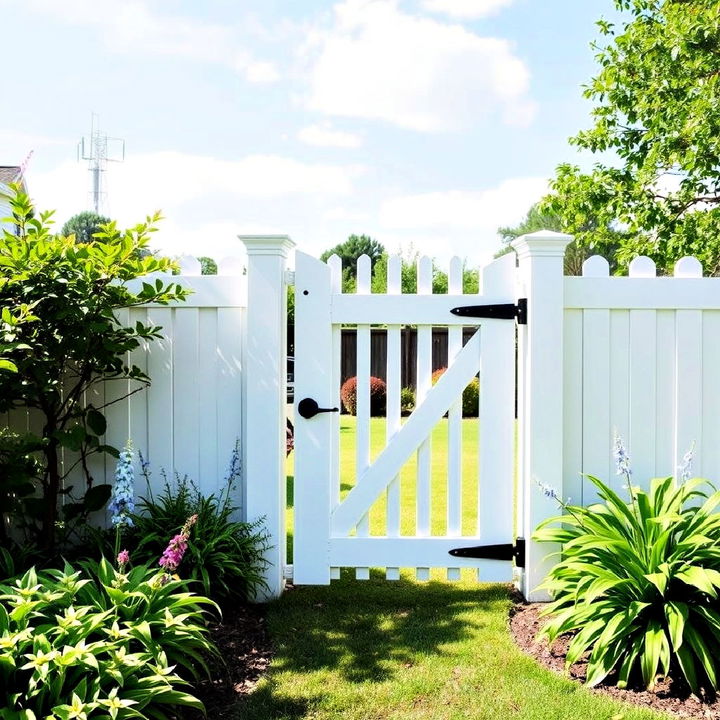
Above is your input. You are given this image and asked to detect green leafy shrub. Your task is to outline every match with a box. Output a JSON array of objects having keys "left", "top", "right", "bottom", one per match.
[
  {"left": 0, "top": 186, "right": 187, "bottom": 557},
  {"left": 340, "top": 376, "right": 387, "bottom": 416},
  {"left": 0, "top": 559, "right": 217, "bottom": 719},
  {"left": 534, "top": 470, "right": 720, "bottom": 695},
  {"left": 430, "top": 368, "right": 479, "bottom": 417},
  {"left": 127, "top": 448, "right": 268, "bottom": 604},
  {"left": 400, "top": 386, "right": 415, "bottom": 414}
]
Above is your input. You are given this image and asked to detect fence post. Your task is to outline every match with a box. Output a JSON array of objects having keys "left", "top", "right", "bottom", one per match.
[
  {"left": 512, "top": 230, "right": 572, "bottom": 601},
  {"left": 240, "top": 235, "right": 295, "bottom": 601}
]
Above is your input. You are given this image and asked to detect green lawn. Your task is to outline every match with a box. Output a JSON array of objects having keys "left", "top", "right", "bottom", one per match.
[
  {"left": 233, "top": 417, "right": 671, "bottom": 719},
  {"left": 238, "top": 575, "right": 665, "bottom": 720}
]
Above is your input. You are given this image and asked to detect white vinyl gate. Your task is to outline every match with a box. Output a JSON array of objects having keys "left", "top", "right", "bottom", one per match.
[{"left": 293, "top": 251, "right": 520, "bottom": 584}]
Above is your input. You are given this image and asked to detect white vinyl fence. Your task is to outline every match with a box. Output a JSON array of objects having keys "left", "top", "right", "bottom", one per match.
[
  {"left": 4, "top": 264, "right": 246, "bottom": 507},
  {"left": 3, "top": 237, "right": 293, "bottom": 600},
  {"left": 563, "top": 254, "right": 720, "bottom": 506},
  {"left": 7, "top": 229, "right": 720, "bottom": 602}
]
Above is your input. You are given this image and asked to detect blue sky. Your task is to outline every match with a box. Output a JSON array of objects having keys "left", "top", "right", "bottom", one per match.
[{"left": 1, "top": 0, "right": 619, "bottom": 266}]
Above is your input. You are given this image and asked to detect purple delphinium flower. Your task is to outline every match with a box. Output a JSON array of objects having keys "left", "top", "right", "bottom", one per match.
[
  {"left": 158, "top": 514, "right": 198, "bottom": 575},
  {"left": 537, "top": 480, "right": 559, "bottom": 501},
  {"left": 678, "top": 442, "right": 696, "bottom": 483},
  {"left": 613, "top": 433, "right": 632, "bottom": 477},
  {"left": 109, "top": 443, "right": 135, "bottom": 528}
]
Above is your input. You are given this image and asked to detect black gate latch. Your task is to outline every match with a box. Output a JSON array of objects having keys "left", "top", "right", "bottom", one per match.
[
  {"left": 450, "top": 298, "right": 527, "bottom": 325},
  {"left": 448, "top": 538, "right": 525, "bottom": 568}
]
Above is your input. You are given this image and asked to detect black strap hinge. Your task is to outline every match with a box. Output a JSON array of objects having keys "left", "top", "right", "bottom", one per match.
[
  {"left": 448, "top": 538, "right": 525, "bottom": 568},
  {"left": 450, "top": 298, "right": 527, "bottom": 325}
]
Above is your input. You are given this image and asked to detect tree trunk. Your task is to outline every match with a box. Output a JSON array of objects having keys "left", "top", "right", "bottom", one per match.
[{"left": 42, "top": 418, "right": 60, "bottom": 553}]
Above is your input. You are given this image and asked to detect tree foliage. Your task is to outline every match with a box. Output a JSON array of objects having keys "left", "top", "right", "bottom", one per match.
[
  {"left": 0, "top": 186, "right": 188, "bottom": 556},
  {"left": 495, "top": 202, "right": 619, "bottom": 275},
  {"left": 198, "top": 256, "right": 218, "bottom": 275},
  {"left": 320, "top": 234, "right": 385, "bottom": 290},
  {"left": 61, "top": 211, "right": 111, "bottom": 244},
  {"left": 543, "top": 0, "right": 720, "bottom": 275}
]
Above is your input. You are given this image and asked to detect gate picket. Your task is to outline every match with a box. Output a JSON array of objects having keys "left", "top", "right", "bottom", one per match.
[
  {"left": 355, "top": 255, "right": 372, "bottom": 580},
  {"left": 385, "top": 255, "right": 402, "bottom": 581},
  {"left": 447, "top": 257, "right": 464, "bottom": 581},
  {"left": 293, "top": 252, "right": 333, "bottom": 585},
  {"left": 415, "top": 256, "right": 433, "bottom": 581},
  {"left": 328, "top": 254, "right": 343, "bottom": 581}
]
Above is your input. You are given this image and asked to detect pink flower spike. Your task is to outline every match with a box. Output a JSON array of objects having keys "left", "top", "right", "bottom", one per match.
[{"left": 117, "top": 549, "right": 130, "bottom": 566}]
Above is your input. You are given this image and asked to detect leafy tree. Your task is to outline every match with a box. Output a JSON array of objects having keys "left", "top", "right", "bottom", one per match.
[
  {"left": 320, "top": 234, "right": 385, "bottom": 291},
  {"left": 543, "top": 0, "right": 720, "bottom": 275},
  {"left": 61, "top": 211, "right": 111, "bottom": 244},
  {"left": 0, "top": 186, "right": 187, "bottom": 555},
  {"left": 495, "top": 202, "right": 618, "bottom": 275},
  {"left": 198, "top": 256, "right": 218, "bottom": 275}
]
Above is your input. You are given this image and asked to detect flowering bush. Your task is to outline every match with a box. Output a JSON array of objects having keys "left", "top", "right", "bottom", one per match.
[
  {"left": 431, "top": 368, "right": 479, "bottom": 417},
  {"left": 0, "top": 559, "right": 217, "bottom": 719},
  {"left": 129, "top": 446, "right": 268, "bottom": 603},
  {"left": 534, "top": 439, "right": 720, "bottom": 695},
  {"left": 340, "top": 376, "right": 386, "bottom": 416}
]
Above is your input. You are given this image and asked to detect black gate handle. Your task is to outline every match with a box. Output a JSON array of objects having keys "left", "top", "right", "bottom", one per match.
[{"left": 297, "top": 397, "right": 340, "bottom": 419}]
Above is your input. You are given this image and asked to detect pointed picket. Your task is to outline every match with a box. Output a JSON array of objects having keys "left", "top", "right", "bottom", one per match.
[
  {"left": 355, "top": 254, "right": 372, "bottom": 580},
  {"left": 446, "top": 256, "right": 463, "bottom": 581},
  {"left": 327, "top": 254, "right": 343, "bottom": 581},
  {"left": 385, "top": 254, "right": 402, "bottom": 581},
  {"left": 294, "top": 252, "right": 334, "bottom": 585},
  {"left": 478, "top": 253, "right": 515, "bottom": 582},
  {"left": 415, "top": 256, "right": 433, "bottom": 581}
]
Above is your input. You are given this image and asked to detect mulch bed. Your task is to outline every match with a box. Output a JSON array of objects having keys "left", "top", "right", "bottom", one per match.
[
  {"left": 188, "top": 601, "right": 273, "bottom": 717},
  {"left": 510, "top": 600, "right": 720, "bottom": 719}
]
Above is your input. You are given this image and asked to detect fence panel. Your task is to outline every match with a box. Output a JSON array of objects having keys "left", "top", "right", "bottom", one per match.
[
  {"left": 564, "top": 256, "right": 720, "bottom": 503},
  {"left": 3, "top": 271, "right": 248, "bottom": 523}
]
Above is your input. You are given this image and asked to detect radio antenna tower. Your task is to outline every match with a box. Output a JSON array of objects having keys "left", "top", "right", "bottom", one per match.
[{"left": 78, "top": 113, "right": 125, "bottom": 214}]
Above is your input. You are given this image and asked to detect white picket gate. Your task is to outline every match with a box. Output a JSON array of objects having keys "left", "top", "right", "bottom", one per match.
[{"left": 293, "top": 251, "right": 518, "bottom": 584}]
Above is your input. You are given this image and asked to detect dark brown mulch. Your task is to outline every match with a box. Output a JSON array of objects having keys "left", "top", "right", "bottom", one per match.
[
  {"left": 188, "top": 602, "right": 273, "bottom": 717},
  {"left": 510, "top": 600, "right": 720, "bottom": 719}
]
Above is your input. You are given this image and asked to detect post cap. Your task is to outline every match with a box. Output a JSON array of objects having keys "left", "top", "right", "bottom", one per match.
[
  {"left": 511, "top": 230, "right": 574, "bottom": 260},
  {"left": 240, "top": 235, "right": 296, "bottom": 258}
]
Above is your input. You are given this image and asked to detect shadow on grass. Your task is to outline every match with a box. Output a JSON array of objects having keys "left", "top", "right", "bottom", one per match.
[
  {"left": 238, "top": 572, "right": 508, "bottom": 718},
  {"left": 232, "top": 679, "right": 319, "bottom": 720}
]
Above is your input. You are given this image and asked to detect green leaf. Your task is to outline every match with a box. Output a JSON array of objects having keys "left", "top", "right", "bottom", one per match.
[
  {"left": 665, "top": 602, "right": 688, "bottom": 652},
  {"left": 83, "top": 483, "right": 112, "bottom": 512},
  {"left": 685, "top": 623, "right": 718, "bottom": 688},
  {"left": 641, "top": 619, "right": 664, "bottom": 690},
  {"left": 676, "top": 566, "right": 718, "bottom": 597},
  {"left": 86, "top": 408, "right": 107, "bottom": 436}
]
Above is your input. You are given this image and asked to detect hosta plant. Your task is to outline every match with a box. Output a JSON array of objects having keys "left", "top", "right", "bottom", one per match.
[
  {"left": 534, "top": 469, "right": 720, "bottom": 695},
  {"left": 0, "top": 559, "right": 218, "bottom": 719}
]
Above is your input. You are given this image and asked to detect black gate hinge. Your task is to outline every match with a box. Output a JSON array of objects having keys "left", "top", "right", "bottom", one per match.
[
  {"left": 450, "top": 298, "right": 527, "bottom": 325},
  {"left": 448, "top": 538, "right": 526, "bottom": 568}
]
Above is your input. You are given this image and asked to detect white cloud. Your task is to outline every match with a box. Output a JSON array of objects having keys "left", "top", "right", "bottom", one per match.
[
  {"left": 245, "top": 62, "right": 281, "bottom": 84},
  {"left": 378, "top": 176, "right": 548, "bottom": 260},
  {"left": 302, "top": 0, "right": 534, "bottom": 132},
  {"left": 20, "top": 0, "right": 279, "bottom": 83},
  {"left": 421, "top": 0, "right": 515, "bottom": 20},
  {"left": 298, "top": 123, "right": 363, "bottom": 148},
  {"left": 27, "top": 151, "right": 362, "bottom": 252}
]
